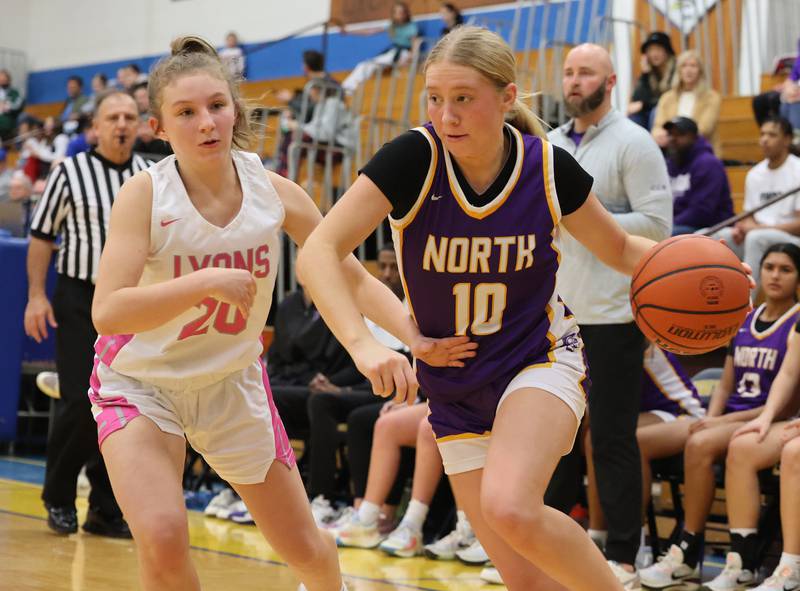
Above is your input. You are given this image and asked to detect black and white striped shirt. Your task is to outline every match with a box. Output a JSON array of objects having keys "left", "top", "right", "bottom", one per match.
[{"left": 29, "top": 150, "right": 150, "bottom": 282}]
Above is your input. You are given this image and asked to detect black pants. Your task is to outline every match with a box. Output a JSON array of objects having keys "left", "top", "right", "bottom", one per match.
[
  {"left": 307, "top": 389, "right": 377, "bottom": 499},
  {"left": 582, "top": 323, "right": 645, "bottom": 565},
  {"left": 346, "top": 402, "right": 412, "bottom": 505},
  {"left": 42, "top": 276, "right": 121, "bottom": 517}
]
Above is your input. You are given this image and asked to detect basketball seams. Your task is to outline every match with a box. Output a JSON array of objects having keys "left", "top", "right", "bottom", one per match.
[
  {"left": 631, "top": 234, "right": 700, "bottom": 286},
  {"left": 630, "top": 263, "right": 747, "bottom": 300},
  {"left": 635, "top": 303, "right": 750, "bottom": 315}
]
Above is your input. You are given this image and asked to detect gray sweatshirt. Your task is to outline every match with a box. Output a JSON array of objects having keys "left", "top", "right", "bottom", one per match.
[{"left": 548, "top": 109, "right": 672, "bottom": 325}]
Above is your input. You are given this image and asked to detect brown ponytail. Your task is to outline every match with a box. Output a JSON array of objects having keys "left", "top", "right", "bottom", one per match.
[{"left": 148, "top": 35, "right": 256, "bottom": 149}]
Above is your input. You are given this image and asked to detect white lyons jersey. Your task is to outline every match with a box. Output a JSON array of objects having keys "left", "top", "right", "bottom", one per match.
[{"left": 98, "top": 150, "right": 283, "bottom": 389}]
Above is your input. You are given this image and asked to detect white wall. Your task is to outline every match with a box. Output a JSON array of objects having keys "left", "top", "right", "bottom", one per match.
[{"left": 4, "top": 0, "right": 331, "bottom": 72}]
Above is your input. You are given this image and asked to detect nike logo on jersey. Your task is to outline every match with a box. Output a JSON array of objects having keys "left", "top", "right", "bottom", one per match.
[
  {"left": 431, "top": 194, "right": 445, "bottom": 201},
  {"left": 160, "top": 218, "right": 181, "bottom": 227}
]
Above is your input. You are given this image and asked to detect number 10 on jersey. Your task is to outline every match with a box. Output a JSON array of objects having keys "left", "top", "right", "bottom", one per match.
[{"left": 452, "top": 282, "right": 507, "bottom": 336}]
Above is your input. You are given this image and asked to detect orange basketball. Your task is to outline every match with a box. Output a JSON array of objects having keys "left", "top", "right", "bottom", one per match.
[{"left": 630, "top": 235, "right": 750, "bottom": 355}]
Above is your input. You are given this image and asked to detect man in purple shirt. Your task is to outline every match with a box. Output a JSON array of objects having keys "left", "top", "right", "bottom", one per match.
[{"left": 664, "top": 116, "right": 734, "bottom": 234}]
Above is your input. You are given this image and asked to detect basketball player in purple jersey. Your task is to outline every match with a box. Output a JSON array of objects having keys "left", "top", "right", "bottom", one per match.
[
  {"left": 296, "top": 26, "right": 689, "bottom": 591},
  {"left": 640, "top": 243, "right": 800, "bottom": 589},
  {"left": 719, "top": 244, "right": 800, "bottom": 591},
  {"left": 88, "top": 37, "right": 469, "bottom": 591}
]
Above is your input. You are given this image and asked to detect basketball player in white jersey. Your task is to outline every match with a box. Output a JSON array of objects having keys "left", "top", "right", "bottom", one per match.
[{"left": 89, "top": 37, "right": 474, "bottom": 591}]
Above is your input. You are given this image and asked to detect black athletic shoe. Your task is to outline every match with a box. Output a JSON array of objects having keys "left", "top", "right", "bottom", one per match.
[
  {"left": 46, "top": 504, "right": 78, "bottom": 535},
  {"left": 82, "top": 508, "right": 132, "bottom": 539}
]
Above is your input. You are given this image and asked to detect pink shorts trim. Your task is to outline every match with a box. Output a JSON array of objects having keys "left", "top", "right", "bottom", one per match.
[
  {"left": 89, "top": 356, "right": 141, "bottom": 446},
  {"left": 259, "top": 359, "right": 296, "bottom": 469},
  {"left": 94, "top": 334, "right": 134, "bottom": 366}
]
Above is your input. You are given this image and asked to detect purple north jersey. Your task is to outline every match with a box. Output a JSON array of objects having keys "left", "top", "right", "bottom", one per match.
[
  {"left": 641, "top": 345, "right": 704, "bottom": 418},
  {"left": 390, "top": 123, "right": 581, "bottom": 402},
  {"left": 727, "top": 303, "right": 800, "bottom": 413}
]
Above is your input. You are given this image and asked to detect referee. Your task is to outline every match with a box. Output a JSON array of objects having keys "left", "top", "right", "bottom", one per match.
[{"left": 24, "top": 89, "right": 147, "bottom": 537}]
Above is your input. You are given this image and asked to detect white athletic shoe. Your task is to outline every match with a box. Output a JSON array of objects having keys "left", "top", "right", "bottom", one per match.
[
  {"left": 219, "top": 499, "right": 247, "bottom": 520},
  {"left": 640, "top": 544, "right": 698, "bottom": 588},
  {"left": 752, "top": 563, "right": 800, "bottom": 591},
  {"left": 480, "top": 566, "right": 504, "bottom": 585},
  {"left": 204, "top": 488, "right": 238, "bottom": 518},
  {"left": 424, "top": 520, "right": 476, "bottom": 560},
  {"left": 608, "top": 561, "right": 642, "bottom": 590},
  {"left": 456, "top": 539, "right": 489, "bottom": 565},
  {"left": 229, "top": 506, "right": 255, "bottom": 525},
  {"left": 379, "top": 523, "right": 423, "bottom": 558},
  {"left": 700, "top": 552, "right": 755, "bottom": 590},
  {"left": 335, "top": 510, "right": 384, "bottom": 549},
  {"left": 636, "top": 545, "right": 655, "bottom": 570},
  {"left": 326, "top": 506, "right": 355, "bottom": 535},
  {"left": 310, "top": 495, "right": 337, "bottom": 527}
]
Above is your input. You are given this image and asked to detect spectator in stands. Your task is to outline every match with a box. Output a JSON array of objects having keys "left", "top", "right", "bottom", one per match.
[
  {"left": 731, "top": 282, "right": 800, "bottom": 590},
  {"left": 714, "top": 116, "right": 800, "bottom": 286},
  {"left": 1, "top": 170, "right": 31, "bottom": 236},
  {"left": 652, "top": 50, "right": 722, "bottom": 154},
  {"left": 219, "top": 31, "right": 246, "bottom": 79},
  {"left": 23, "top": 89, "right": 144, "bottom": 539},
  {"left": 640, "top": 243, "right": 800, "bottom": 590},
  {"left": 275, "top": 51, "right": 351, "bottom": 178},
  {"left": 115, "top": 64, "right": 146, "bottom": 92},
  {"left": 22, "top": 116, "right": 70, "bottom": 178},
  {"left": 440, "top": 3, "right": 464, "bottom": 36},
  {"left": 8, "top": 169, "right": 32, "bottom": 204},
  {"left": 81, "top": 72, "right": 108, "bottom": 115},
  {"left": 0, "top": 69, "right": 24, "bottom": 141},
  {"left": 341, "top": 2, "right": 421, "bottom": 95},
  {"left": 269, "top": 282, "right": 369, "bottom": 445},
  {"left": 549, "top": 43, "right": 672, "bottom": 589},
  {"left": 779, "top": 37, "right": 800, "bottom": 138},
  {"left": 0, "top": 148, "right": 11, "bottom": 201},
  {"left": 629, "top": 32, "right": 677, "bottom": 130},
  {"left": 59, "top": 75, "right": 88, "bottom": 123},
  {"left": 277, "top": 50, "right": 340, "bottom": 123},
  {"left": 664, "top": 116, "right": 733, "bottom": 234},
  {"left": 132, "top": 83, "right": 149, "bottom": 118},
  {"left": 334, "top": 404, "right": 437, "bottom": 556},
  {"left": 584, "top": 343, "right": 704, "bottom": 561},
  {"left": 305, "top": 244, "right": 407, "bottom": 509},
  {"left": 65, "top": 114, "right": 96, "bottom": 157}
]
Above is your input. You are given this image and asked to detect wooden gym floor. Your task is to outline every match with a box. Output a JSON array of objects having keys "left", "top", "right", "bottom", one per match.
[{"left": 0, "top": 457, "right": 498, "bottom": 591}]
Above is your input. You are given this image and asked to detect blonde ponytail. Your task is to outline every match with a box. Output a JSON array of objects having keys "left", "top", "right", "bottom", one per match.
[{"left": 507, "top": 97, "right": 546, "bottom": 138}]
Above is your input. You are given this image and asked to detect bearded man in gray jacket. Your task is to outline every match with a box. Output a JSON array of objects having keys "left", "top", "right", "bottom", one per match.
[{"left": 548, "top": 43, "right": 672, "bottom": 591}]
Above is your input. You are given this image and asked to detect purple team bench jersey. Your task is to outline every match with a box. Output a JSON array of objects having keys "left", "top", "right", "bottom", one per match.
[
  {"left": 727, "top": 303, "right": 800, "bottom": 413},
  {"left": 641, "top": 345, "right": 704, "bottom": 418},
  {"left": 389, "top": 123, "right": 581, "bottom": 403}
]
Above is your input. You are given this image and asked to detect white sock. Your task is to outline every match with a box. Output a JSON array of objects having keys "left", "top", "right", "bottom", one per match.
[
  {"left": 588, "top": 529, "right": 608, "bottom": 546},
  {"left": 779, "top": 552, "right": 800, "bottom": 573},
  {"left": 357, "top": 501, "right": 380, "bottom": 526},
  {"left": 730, "top": 528, "right": 758, "bottom": 537},
  {"left": 456, "top": 510, "right": 469, "bottom": 527},
  {"left": 641, "top": 527, "right": 648, "bottom": 547},
  {"left": 399, "top": 499, "right": 428, "bottom": 532}
]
